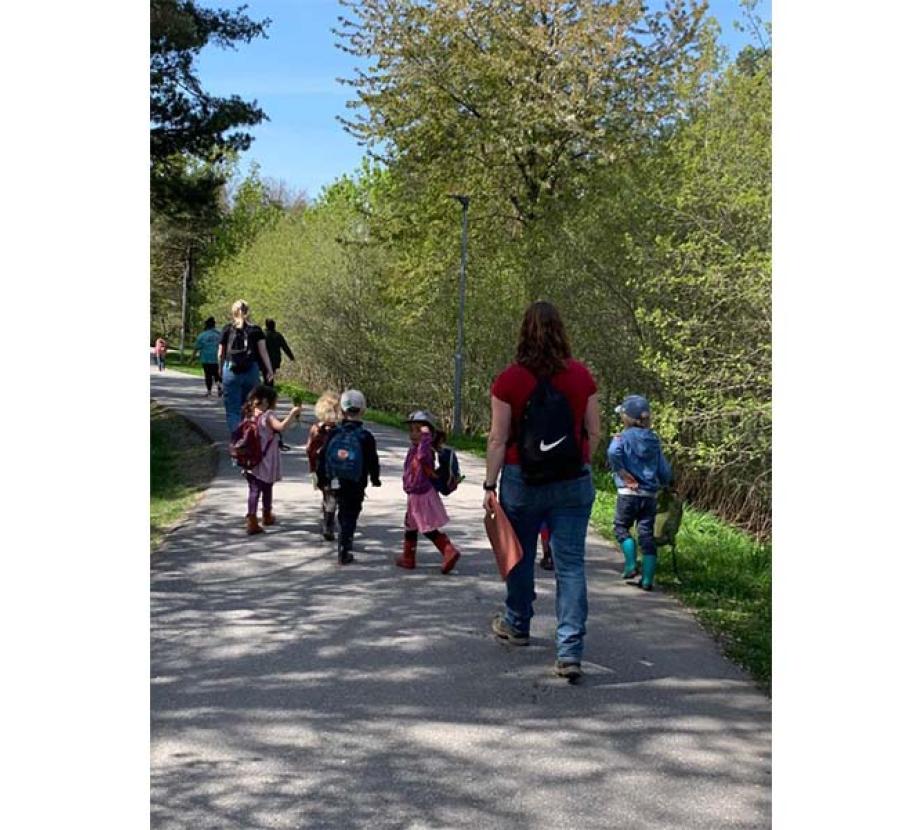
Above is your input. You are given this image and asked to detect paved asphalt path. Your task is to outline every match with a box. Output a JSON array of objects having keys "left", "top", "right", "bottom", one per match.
[{"left": 151, "top": 366, "right": 770, "bottom": 829}]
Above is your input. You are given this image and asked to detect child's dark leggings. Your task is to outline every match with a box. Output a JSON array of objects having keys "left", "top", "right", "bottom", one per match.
[
  {"left": 614, "top": 494, "right": 657, "bottom": 557},
  {"left": 246, "top": 474, "right": 273, "bottom": 515},
  {"left": 404, "top": 528, "right": 450, "bottom": 548}
]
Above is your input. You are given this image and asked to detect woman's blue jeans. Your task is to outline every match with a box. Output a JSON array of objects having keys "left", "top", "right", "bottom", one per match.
[
  {"left": 499, "top": 464, "right": 595, "bottom": 663},
  {"left": 222, "top": 362, "right": 260, "bottom": 433}
]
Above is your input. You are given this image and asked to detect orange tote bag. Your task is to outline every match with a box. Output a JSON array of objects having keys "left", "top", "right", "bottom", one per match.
[{"left": 484, "top": 492, "right": 523, "bottom": 581}]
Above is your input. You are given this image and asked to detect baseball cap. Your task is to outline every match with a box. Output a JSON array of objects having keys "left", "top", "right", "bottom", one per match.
[
  {"left": 340, "top": 389, "right": 367, "bottom": 412},
  {"left": 615, "top": 395, "right": 651, "bottom": 420},
  {"left": 405, "top": 409, "right": 438, "bottom": 430}
]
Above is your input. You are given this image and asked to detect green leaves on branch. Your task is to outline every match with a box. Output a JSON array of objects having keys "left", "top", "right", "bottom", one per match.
[
  {"left": 150, "top": 0, "right": 270, "bottom": 217},
  {"left": 336, "top": 0, "right": 712, "bottom": 224}
]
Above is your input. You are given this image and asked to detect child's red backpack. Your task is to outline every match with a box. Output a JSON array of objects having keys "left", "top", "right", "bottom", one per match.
[
  {"left": 230, "top": 415, "right": 273, "bottom": 470},
  {"left": 306, "top": 422, "right": 334, "bottom": 473}
]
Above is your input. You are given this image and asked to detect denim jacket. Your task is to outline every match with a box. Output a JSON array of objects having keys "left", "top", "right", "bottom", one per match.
[{"left": 607, "top": 428, "right": 672, "bottom": 495}]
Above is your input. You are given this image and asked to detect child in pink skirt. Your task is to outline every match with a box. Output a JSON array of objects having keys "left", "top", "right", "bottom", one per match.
[
  {"left": 241, "top": 384, "right": 302, "bottom": 534},
  {"left": 394, "top": 410, "right": 460, "bottom": 573}
]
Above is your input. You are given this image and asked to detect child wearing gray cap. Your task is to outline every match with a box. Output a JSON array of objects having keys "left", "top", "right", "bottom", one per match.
[
  {"left": 394, "top": 410, "right": 461, "bottom": 574},
  {"left": 607, "top": 395, "right": 672, "bottom": 590},
  {"left": 324, "top": 389, "right": 381, "bottom": 564}
]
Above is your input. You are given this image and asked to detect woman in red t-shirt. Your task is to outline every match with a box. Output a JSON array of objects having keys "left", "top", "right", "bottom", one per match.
[{"left": 483, "top": 301, "right": 601, "bottom": 681}]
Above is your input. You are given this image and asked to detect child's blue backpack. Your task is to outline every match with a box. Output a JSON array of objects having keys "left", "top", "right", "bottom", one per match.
[
  {"left": 431, "top": 446, "right": 463, "bottom": 496},
  {"left": 325, "top": 425, "right": 364, "bottom": 483}
]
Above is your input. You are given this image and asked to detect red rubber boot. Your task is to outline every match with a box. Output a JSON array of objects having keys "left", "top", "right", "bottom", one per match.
[
  {"left": 395, "top": 536, "right": 417, "bottom": 569},
  {"left": 433, "top": 534, "right": 460, "bottom": 575}
]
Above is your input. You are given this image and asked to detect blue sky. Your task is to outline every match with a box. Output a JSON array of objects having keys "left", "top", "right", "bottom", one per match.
[{"left": 196, "top": 0, "right": 771, "bottom": 199}]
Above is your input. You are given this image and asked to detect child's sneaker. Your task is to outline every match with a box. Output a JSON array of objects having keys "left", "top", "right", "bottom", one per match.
[{"left": 491, "top": 613, "right": 529, "bottom": 646}]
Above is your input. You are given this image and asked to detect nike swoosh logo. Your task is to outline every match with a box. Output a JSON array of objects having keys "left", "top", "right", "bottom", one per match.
[{"left": 539, "top": 436, "right": 567, "bottom": 452}]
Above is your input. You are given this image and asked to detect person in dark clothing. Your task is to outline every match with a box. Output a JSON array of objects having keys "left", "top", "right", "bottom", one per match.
[
  {"left": 264, "top": 319, "right": 295, "bottom": 378},
  {"left": 217, "top": 300, "right": 274, "bottom": 434},
  {"left": 324, "top": 389, "right": 381, "bottom": 565},
  {"left": 264, "top": 319, "right": 297, "bottom": 449}
]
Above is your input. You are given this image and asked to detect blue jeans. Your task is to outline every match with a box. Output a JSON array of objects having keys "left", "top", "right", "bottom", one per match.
[
  {"left": 499, "top": 464, "right": 595, "bottom": 663},
  {"left": 222, "top": 362, "right": 260, "bottom": 433},
  {"left": 614, "top": 494, "right": 657, "bottom": 557}
]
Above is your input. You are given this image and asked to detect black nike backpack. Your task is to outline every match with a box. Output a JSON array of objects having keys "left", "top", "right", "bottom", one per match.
[{"left": 518, "top": 376, "right": 585, "bottom": 485}]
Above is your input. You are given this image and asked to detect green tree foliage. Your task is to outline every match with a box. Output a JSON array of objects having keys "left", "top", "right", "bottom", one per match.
[
  {"left": 337, "top": 0, "right": 712, "bottom": 225},
  {"left": 150, "top": 154, "right": 236, "bottom": 342},
  {"left": 151, "top": 162, "right": 289, "bottom": 342},
  {"left": 191, "top": 4, "right": 772, "bottom": 534},
  {"left": 150, "top": 0, "right": 270, "bottom": 215},
  {"left": 632, "top": 46, "right": 771, "bottom": 532}
]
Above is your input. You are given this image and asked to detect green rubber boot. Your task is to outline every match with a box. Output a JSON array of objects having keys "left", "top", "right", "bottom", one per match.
[
  {"left": 621, "top": 538, "right": 639, "bottom": 579},
  {"left": 640, "top": 552, "right": 658, "bottom": 591}
]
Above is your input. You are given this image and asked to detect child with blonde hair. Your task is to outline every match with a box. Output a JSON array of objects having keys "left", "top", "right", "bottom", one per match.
[{"left": 306, "top": 390, "right": 342, "bottom": 541}]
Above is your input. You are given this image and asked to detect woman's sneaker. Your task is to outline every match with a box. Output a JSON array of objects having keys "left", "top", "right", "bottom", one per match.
[
  {"left": 554, "top": 661, "right": 583, "bottom": 681},
  {"left": 491, "top": 613, "right": 529, "bottom": 646}
]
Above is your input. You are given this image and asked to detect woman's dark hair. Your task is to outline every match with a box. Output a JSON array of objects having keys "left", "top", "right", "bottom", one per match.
[
  {"left": 514, "top": 301, "right": 572, "bottom": 376},
  {"left": 242, "top": 384, "right": 279, "bottom": 418},
  {"left": 204, "top": 316, "right": 216, "bottom": 329},
  {"left": 265, "top": 318, "right": 276, "bottom": 331}
]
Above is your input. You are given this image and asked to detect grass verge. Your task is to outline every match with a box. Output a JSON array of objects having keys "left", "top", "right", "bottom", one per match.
[
  {"left": 150, "top": 401, "right": 218, "bottom": 550},
  {"left": 591, "top": 470, "right": 771, "bottom": 689},
  {"left": 158, "top": 355, "right": 770, "bottom": 686}
]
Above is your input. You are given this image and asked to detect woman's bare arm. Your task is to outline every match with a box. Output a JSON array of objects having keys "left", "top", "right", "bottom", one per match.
[
  {"left": 584, "top": 394, "right": 601, "bottom": 457},
  {"left": 483, "top": 395, "right": 511, "bottom": 508}
]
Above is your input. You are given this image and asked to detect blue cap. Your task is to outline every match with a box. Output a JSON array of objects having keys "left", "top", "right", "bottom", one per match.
[{"left": 615, "top": 395, "right": 651, "bottom": 420}]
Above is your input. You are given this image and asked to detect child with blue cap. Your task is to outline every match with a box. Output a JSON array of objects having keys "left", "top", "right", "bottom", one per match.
[{"left": 607, "top": 395, "right": 673, "bottom": 590}]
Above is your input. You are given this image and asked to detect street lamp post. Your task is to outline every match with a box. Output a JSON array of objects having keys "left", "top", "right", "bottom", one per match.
[
  {"left": 179, "top": 243, "right": 191, "bottom": 361},
  {"left": 449, "top": 194, "right": 470, "bottom": 436}
]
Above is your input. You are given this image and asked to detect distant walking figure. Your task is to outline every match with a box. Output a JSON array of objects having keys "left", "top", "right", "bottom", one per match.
[
  {"left": 483, "top": 301, "right": 601, "bottom": 681},
  {"left": 217, "top": 300, "right": 274, "bottom": 434},
  {"left": 263, "top": 319, "right": 295, "bottom": 382},
  {"left": 263, "top": 319, "right": 296, "bottom": 449},
  {"left": 192, "top": 317, "right": 223, "bottom": 397},
  {"left": 154, "top": 337, "right": 168, "bottom": 371}
]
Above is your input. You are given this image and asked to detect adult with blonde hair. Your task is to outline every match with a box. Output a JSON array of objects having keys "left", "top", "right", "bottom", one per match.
[
  {"left": 217, "top": 300, "right": 274, "bottom": 432},
  {"left": 483, "top": 301, "right": 601, "bottom": 681}
]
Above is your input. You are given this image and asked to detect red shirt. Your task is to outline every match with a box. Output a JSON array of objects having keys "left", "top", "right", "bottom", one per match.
[{"left": 491, "top": 359, "right": 598, "bottom": 465}]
